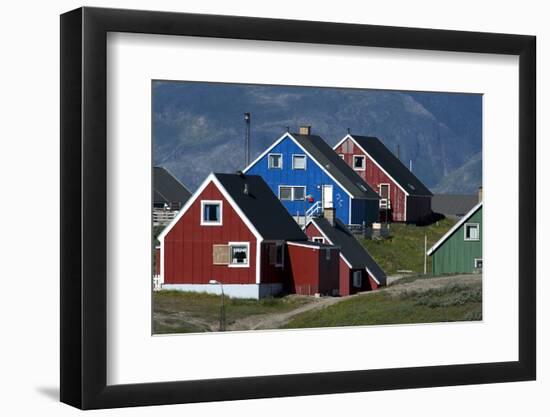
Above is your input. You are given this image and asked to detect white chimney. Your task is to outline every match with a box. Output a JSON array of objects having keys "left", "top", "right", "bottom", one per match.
[{"left": 299, "top": 126, "right": 311, "bottom": 135}]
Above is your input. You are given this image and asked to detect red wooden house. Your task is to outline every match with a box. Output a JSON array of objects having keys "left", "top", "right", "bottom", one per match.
[
  {"left": 157, "top": 172, "right": 340, "bottom": 299},
  {"left": 333, "top": 134, "right": 433, "bottom": 223},
  {"left": 305, "top": 214, "right": 386, "bottom": 296}
]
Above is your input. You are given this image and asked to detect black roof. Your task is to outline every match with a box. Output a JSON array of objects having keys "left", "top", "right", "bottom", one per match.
[
  {"left": 310, "top": 217, "right": 386, "bottom": 284},
  {"left": 291, "top": 134, "right": 379, "bottom": 200},
  {"left": 214, "top": 173, "right": 307, "bottom": 241},
  {"left": 349, "top": 135, "right": 433, "bottom": 197},
  {"left": 153, "top": 167, "right": 192, "bottom": 205},
  {"left": 432, "top": 194, "right": 479, "bottom": 217}
]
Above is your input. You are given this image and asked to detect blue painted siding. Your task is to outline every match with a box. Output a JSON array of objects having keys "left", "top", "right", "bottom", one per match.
[
  {"left": 351, "top": 199, "right": 379, "bottom": 225},
  {"left": 246, "top": 135, "right": 356, "bottom": 224}
]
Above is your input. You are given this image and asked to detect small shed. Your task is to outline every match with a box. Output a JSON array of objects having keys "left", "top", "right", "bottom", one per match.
[
  {"left": 427, "top": 202, "right": 483, "bottom": 275},
  {"left": 305, "top": 216, "right": 386, "bottom": 296},
  {"left": 286, "top": 241, "right": 340, "bottom": 296}
]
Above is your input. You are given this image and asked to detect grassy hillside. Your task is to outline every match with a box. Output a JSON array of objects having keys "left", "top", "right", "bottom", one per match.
[
  {"left": 283, "top": 281, "right": 482, "bottom": 329},
  {"left": 360, "top": 218, "right": 457, "bottom": 275}
]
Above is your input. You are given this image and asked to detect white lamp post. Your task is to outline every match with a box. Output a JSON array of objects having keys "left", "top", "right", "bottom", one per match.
[{"left": 209, "top": 280, "right": 225, "bottom": 331}]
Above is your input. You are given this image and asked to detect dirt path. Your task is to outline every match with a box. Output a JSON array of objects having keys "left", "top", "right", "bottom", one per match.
[
  {"left": 227, "top": 297, "right": 346, "bottom": 331},
  {"left": 227, "top": 274, "right": 481, "bottom": 331}
]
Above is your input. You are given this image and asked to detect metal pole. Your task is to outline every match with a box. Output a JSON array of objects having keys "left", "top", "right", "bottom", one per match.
[
  {"left": 244, "top": 112, "right": 251, "bottom": 167},
  {"left": 220, "top": 283, "right": 225, "bottom": 331},
  {"left": 423, "top": 234, "right": 427, "bottom": 275}
]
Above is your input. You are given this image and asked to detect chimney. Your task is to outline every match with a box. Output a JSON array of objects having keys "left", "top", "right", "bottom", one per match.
[
  {"left": 299, "top": 125, "right": 311, "bottom": 135},
  {"left": 324, "top": 207, "right": 335, "bottom": 226},
  {"left": 478, "top": 186, "right": 483, "bottom": 203}
]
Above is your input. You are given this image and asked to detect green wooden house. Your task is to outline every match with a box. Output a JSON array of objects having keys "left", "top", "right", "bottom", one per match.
[{"left": 427, "top": 202, "right": 482, "bottom": 275}]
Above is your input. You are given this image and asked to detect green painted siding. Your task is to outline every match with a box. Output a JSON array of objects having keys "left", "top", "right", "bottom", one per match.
[{"left": 431, "top": 206, "right": 482, "bottom": 275}]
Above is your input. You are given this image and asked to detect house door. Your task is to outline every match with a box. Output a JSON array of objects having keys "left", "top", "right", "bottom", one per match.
[
  {"left": 322, "top": 185, "right": 333, "bottom": 209},
  {"left": 379, "top": 183, "right": 390, "bottom": 199}
]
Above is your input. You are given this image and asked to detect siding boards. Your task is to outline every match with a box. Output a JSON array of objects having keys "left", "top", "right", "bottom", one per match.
[
  {"left": 247, "top": 136, "right": 352, "bottom": 224},
  {"left": 432, "top": 207, "right": 482, "bottom": 275},
  {"left": 163, "top": 182, "right": 257, "bottom": 285},
  {"left": 336, "top": 137, "right": 409, "bottom": 222}
]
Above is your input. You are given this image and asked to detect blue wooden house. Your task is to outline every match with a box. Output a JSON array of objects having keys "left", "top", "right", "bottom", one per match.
[{"left": 243, "top": 126, "right": 380, "bottom": 226}]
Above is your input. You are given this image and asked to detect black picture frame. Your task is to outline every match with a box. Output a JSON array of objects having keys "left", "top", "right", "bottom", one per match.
[{"left": 60, "top": 6, "right": 536, "bottom": 410}]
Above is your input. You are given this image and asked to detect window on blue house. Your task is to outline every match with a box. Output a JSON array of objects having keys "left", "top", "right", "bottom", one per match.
[
  {"left": 292, "top": 154, "right": 307, "bottom": 170},
  {"left": 279, "top": 186, "right": 306, "bottom": 201},
  {"left": 268, "top": 153, "right": 282, "bottom": 169}
]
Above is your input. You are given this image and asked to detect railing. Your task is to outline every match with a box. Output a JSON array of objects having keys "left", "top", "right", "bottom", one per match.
[
  {"left": 306, "top": 201, "right": 322, "bottom": 218},
  {"left": 153, "top": 208, "right": 179, "bottom": 226},
  {"left": 379, "top": 198, "right": 391, "bottom": 209}
]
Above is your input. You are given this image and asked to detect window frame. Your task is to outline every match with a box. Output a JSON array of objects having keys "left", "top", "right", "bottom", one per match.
[
  {"left": 464, "top": 223, "right": 480, "bottom": 241},
  {"left": 268, "top": 153, "right": 283, "bottom": 169},
  {"left": 278, "top": 185, "right": 306, "bottom": 201},
  {"left": 474, "top": 258, "right": 483, "bottom": 269},
  {"left": 352, "top": 154, "right": 366, "bottom": 171},
  {"left": 338, "top": 154, "right": 345, "bottom": 159},
  {"left": 292, "top": 154, "right": 307, "bottom": 170},
  {"left": 228, "top": 241, "right": 250, "bottom": 268},
  {"left": 200, "top": 200, "right": 223, "bottom": 226},
  {"left": 312, "top": 237, "right": 325, "bottom": 244}
]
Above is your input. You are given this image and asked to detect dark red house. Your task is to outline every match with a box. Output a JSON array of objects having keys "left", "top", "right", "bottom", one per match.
[
  {"left": 305, "top": 215, "right": 386, "bottom": 296},
  {"left": 157, "top": 173, "right": 340, "bottom": 299},
  {"left": 333, "top": 134, "right": 432, "bottom": 223}
]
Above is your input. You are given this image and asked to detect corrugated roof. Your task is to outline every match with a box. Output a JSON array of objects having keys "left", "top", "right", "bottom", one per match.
[
  {"left": 214, "top": 173, "right": 308, "bottom": 241},
  {"left": 432, "top": 194, "right": 479, "bottom": 217},
  {"left": 348, "top": 135, "right": 433, "bottom": 197},
  {"left": 310, "top": 217, "right": 386, "bottom": 285},
  {"left": 153, "top": 166, "right": 192, "bottom": 205},
  {"left": 291, "top": 134, "right": 380, "bottom": 200}
]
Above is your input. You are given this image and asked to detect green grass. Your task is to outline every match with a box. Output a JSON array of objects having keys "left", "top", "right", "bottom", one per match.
[
  {"left": 359, "top": 218, "right": 457, "bottom": 275},
  {"left": 153, "top": 291, "right": 312, "bottom": 334},
  {"left": 282, "top": 282, "right": 482, "bottom": 329}
]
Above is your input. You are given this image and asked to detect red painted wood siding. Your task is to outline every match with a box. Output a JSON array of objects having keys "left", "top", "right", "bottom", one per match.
[
  {"left": 306, "top": 222, "right": 378, "bottom": 295},
  {"left": 305, "top": 222, "right": 324, "bottom": 241},
  {"left": 286, "top": 244, "right": 339, "bottom": 295},
  {"left": 260, "top": 242, "right": 290, "bottom": 285},
  {"left": 335, "top": 138, "right": 407, "bottom": 222},
  {"left": 163, "top": 181, "right": 258, "bottom": 285}
]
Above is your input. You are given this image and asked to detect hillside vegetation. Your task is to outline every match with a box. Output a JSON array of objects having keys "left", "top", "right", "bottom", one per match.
[
  {"left": 360, "top": 217, "right": 457, "bottom": 275},
  {"left": 283, "top": 279, "right": 482, "bottom": 329}
]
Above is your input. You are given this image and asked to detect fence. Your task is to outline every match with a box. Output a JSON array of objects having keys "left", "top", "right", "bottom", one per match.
[{"left": 153, "top": 208, "right": 179, "bottom": 226}]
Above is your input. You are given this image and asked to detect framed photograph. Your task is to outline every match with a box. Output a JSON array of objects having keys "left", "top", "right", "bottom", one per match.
[{"left": 60, "top": 7, "right": 536, "bottom": 409}]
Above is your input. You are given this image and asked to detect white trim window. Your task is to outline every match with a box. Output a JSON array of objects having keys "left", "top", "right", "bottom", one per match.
[
  {"left": 352, "top": 155, "right": 366, "bottom": 171},
  {"left": 200, "top": 200, "right": 223, "bottom": 225},
  {"left": 474, "top": 258, "right": 483, "bottom": 269},
  {"left": 228, "top": 242, "right": 250, "bottom": 267},
  {"left": 268, "top": 153, "right": 283, "bottom": 169},
  {"left": 338, "top": 154, "right": 345, "bottom": 159},
  {"left": 279, "top": 185, "right": 306, "bottom": 201},
  {"left": 464, "top": 223, "right": 480, "bottom": 241},
  {"left": 312, "top": 237, "right": 325, "bottom": 243},
  {"left": 292, "top": 154, "right": 307, "bottom": 170}
]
